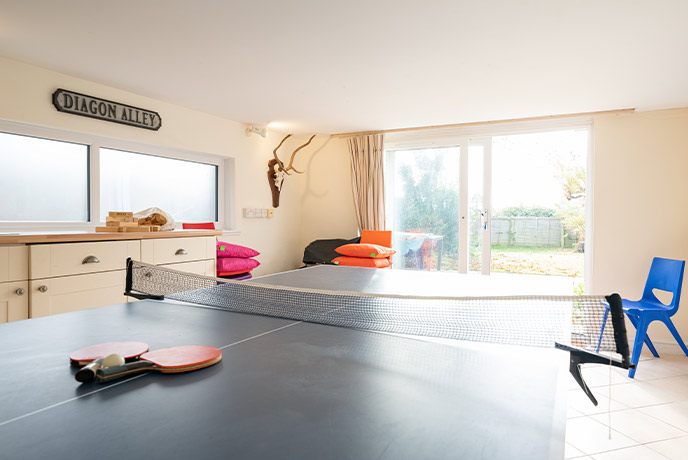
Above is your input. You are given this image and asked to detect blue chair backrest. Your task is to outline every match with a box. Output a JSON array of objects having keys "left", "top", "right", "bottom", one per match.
[{"left": 642, "top": 257, "right": 685, "bottom": 313}]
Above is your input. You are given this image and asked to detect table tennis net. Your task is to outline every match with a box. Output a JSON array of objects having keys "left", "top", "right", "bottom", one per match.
[{"left": 126, "top": 260, "right": 629, "bottom": 359}]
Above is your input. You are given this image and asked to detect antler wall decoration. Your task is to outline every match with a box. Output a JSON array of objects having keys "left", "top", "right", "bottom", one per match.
[{"left": 268, "top": 133, "right": 316, "bottom": 207}]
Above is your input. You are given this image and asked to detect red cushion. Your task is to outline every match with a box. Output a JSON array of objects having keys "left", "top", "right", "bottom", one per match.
[
  {"left": 182, "top": 222, "right": 216, "bottom": 229},
  {"left": 335, "top": 243, "right": 396, "bottom": 259},
  {"left": 332, "top": 256, "right": 392, "bottom": 268},
  {"left": 217, "top": 241, "right": 260, "bottom": 258},
  {"left": 217, "top": 257, "right": 260, "bottom": 272}
]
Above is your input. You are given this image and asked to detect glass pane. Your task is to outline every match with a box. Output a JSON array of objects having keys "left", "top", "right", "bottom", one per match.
[
  {"left": 100, "top": 148, "right": 217, "bottom": 222},
  {"left": 468, "top": 145, "right": 484, "bottom": 273},
  {"left": 388, "top": 147, "right": 459, "bottom": 271},
  {"left": 491, "top": 129, "right": 587, "bottom": 289},
  {"left": 0, "top": 132, "right": 89, "bottom": 222}
]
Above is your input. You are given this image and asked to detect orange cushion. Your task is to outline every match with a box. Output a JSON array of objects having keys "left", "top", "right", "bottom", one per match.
[
  {"left": 332, "top": 256, "right": 392, "bottom": 268},
  {"left": 360, "top": 230, "right": 392, "bottom": 248},
  {"left": 335, "top": 243, "right": 396, "bottom": 259}
]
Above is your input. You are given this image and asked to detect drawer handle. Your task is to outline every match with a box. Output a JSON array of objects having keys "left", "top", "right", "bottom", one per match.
[
  {"left": 15, "top": 288, "right": 25, "bottom": 296},
  {"left": 175, "top": 249, "right": 188, "bottom": 256},
  {"left": 38, "top": 285, "right": 48, "bottom": 293},
  {"left": 82, "top": 255, "right": 100, "bottom": 264}
]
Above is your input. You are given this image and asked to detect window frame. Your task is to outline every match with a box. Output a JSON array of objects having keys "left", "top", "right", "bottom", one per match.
[{"left": 0, "top": 119, "right": 235, "bottom": 231}]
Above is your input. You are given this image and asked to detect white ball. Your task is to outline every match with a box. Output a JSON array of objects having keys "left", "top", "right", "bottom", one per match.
[{"left": 102, "top": 353, "right": 125, "bottom": 367}]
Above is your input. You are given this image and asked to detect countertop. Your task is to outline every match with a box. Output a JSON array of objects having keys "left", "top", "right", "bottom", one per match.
[{"left": 0, "top": 229, "right": 222, "bottom": 244}]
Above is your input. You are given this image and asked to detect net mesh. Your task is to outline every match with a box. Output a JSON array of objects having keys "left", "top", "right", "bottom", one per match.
[{"left": 127, "top": 260, "right": 621, "bottom": 353}]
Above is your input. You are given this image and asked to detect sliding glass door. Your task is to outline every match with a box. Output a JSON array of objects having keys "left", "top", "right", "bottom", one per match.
[
  {"left": 489, "top": 130, "right": 588, "bottom": 285},
  {"left": 386, "top": 146, "right": 459, "bottom": 271},
  {"left": 386, "top": 126, "right": 589, "bottom": 288}
]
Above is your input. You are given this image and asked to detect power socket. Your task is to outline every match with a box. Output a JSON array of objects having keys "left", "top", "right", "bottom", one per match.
[{"left": 243, "top": 208, "right": 274, "bottom": 218}]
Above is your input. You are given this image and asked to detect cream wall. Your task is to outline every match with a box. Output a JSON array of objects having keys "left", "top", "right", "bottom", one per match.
[
  {"left": 299, "top": 137, "right": 359, "bottom": 250},
  {"left": 592, "top": 108, "right": 688, "bottom": 343},
  {"left": 0, "top": 56, "right": 305, "bottom": 275}
]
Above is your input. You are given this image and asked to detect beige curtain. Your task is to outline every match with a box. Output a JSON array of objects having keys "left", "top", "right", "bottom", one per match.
[{"left": 347, "top": 133, "right": 385, "bottom": 231}]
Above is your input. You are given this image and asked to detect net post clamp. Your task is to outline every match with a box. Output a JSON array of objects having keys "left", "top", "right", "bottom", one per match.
[
  {"left": 124, "top": 291, "right": 165, "bottom": 301},
  {"left": 555, "top": 342, "right": 634, "bottom": 406}
]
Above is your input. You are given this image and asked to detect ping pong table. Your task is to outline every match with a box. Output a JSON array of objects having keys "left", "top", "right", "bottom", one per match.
[{"left": 0, "top": 265, "right": 573, "bottom": 459}]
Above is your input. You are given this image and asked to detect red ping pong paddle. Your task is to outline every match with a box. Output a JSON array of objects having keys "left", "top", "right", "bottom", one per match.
[
  {"left": 70, "top": 342, "right": 150, "bottom": 365},
  {"left": 71, "top": 342, "right": 149, "bottom": 383},
  {"left": 78, "top": 345, "right": 223, "bottom": 383}
]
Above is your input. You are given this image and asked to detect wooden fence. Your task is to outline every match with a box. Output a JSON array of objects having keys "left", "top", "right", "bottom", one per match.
[{"left": 491, "top": 217, "right": 576, "bottom": 248}]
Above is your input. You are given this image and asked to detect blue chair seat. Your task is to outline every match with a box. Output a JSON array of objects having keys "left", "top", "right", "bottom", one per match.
[
  {"left": 623, "top": 299, "right": 674, "bottom": 312},
  {"left": 596, "top": 257, "right": 688, "bottom": 378}
]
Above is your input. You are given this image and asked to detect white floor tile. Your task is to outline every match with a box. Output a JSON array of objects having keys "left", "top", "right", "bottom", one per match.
[
  {"left": 649, "top": 375, "right": 688, "bottom": 401},
  {"left": 565, "top": 417, "right": 636, "bottom": 455},
  {"left": 590, "top": 408, "right": 686, "bottom": 443},
  {"left": 608, "top": 380, "right": 682, "bottom": 408},
  {"left": 640, "top": 401, "right": 688, "bottom": 432},
  {"left": 568, "top": 388, "right": 629, "bottom": 415},
  {"left": 646, "top": 435, "right": 688, "bottom": 459},
  {"left": 590, "top": 445, "right": 670, "bottom": 460},
  {"left": 579, "top": 364, "right": 633, "bottom": 387},
  {"left": 565, "top": 442, "right": 586, "bottom": 459},
  {"left": 633, "top": 357, "right": 688, "bottom": 381},
  {"left": 568, "top": 406, "right": 585, "bottom": 419}
]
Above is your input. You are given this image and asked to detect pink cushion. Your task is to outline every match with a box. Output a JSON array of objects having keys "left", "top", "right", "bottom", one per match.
[
  {"left": 217, "top": 241, "right": 260, "bottom": 258},
  {"left": 217, "top": 257, "right": 260, "bottom": 272},
  {"left": 216, "top": 269, "right": 254, "bottom": 276}
]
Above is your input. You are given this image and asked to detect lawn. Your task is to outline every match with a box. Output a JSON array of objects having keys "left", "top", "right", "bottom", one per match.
[{"left": 490, "top": 245, "right": 583, "bottom": 277}]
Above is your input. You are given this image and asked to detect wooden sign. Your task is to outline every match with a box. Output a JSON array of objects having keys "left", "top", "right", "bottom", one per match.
[{"left": 52, "top": 88, "right": 161, "bottom": 131}]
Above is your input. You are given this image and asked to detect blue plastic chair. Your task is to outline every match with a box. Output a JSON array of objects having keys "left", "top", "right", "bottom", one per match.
[{"left": 596, "top": 257, "right": 688, "bottom": 378}]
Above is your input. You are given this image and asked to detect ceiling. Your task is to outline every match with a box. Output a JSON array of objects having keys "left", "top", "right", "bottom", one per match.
[{"left": 1, "top": 1, "right": 687, "bottom": 134}]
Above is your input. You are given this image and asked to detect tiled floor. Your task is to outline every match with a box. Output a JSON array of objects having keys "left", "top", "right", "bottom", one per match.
[{"left": 566, "top": 342, "right": 688, "bottom": 459}]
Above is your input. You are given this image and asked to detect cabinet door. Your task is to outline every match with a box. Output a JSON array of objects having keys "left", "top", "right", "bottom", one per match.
[
  {"left": 29, "top": 271, "right": 127, "bottom": 318},
  {"left": 0, "top": 281, "right": 29, "bottom": 323},
  {"left": 0, "top": 246, "right": 29, "bottom": 282}
]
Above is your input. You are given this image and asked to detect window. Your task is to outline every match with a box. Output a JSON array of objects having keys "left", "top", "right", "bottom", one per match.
[
  {"left": 0, "top": 131, "right": 89, "bottom": 222},
  {"left": 0, "top": 120, "right": 231, "bottom": 229},
  {"left": 100, "top": 148, "right": 218, "bottom": 222}
]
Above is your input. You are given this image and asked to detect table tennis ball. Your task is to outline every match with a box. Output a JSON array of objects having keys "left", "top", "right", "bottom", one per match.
[{"left": 102, "top": 353, "right": 125, "bottom": 367}]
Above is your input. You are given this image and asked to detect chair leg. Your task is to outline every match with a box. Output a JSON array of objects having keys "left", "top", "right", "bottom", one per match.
[
  {"left": 627, "top": 314, "right": 660, "bottom": 358},
  {"left": 595, "top": 307, "right": 609, "bottom": 353},
  {"left": 628, "top": 315, "right": 652, "bottom": 378},
  {"left": 662, "top": 317, "right": 688, "bottom": 357}
]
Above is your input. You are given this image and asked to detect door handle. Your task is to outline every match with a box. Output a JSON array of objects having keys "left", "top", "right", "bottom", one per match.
[
  {"left": 82, "top": 255, "right": 100, "bottom": 264},
  {"left": 481, "top": 209, "right": 489, "bottom": 230},
  {"left": 175, "top": 249, "right": 188, "bottom": 256}
]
